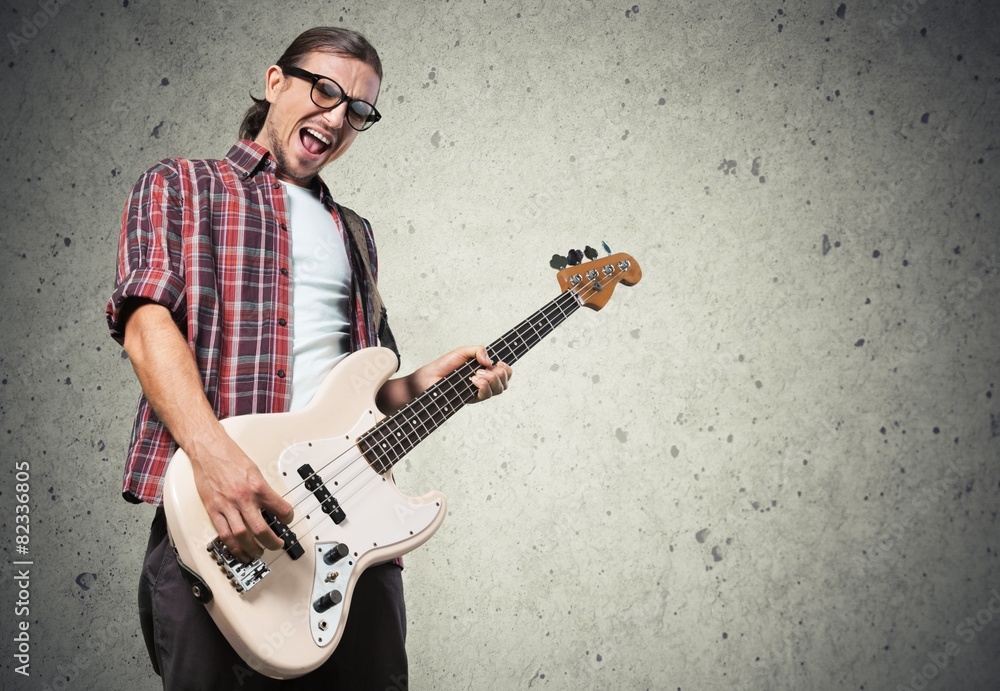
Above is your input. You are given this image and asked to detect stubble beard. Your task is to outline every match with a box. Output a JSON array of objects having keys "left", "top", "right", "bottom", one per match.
[{"left": 261, "top": 120, "right": 314, "bottom": 186}]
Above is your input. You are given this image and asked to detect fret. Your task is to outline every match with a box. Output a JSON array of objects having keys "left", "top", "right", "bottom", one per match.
[
  {"left": 368, "top": 427, "right": 398, "bottom": 472},
  {"left": 492, "top": 292, "right": 579, "bottom": 368},
  {"left": 408, "top": 397, "right": 438, "bottom": 437},
  {"left": 523, "top": 312, "right": 549, "bottom": 346}
]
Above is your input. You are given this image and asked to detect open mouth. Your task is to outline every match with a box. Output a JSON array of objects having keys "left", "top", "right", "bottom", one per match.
[{"left": 300, "top": 127, "right": 332, "bottom": 156}]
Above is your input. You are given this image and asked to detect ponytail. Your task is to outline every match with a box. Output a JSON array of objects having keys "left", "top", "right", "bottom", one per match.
[{"left": 239, "top": 95, "right": 270, "bottom": 140}]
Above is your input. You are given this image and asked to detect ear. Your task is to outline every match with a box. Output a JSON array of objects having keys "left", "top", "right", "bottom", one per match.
[{"left": 263, "top": 65, "right": 285, "bottom": 105}]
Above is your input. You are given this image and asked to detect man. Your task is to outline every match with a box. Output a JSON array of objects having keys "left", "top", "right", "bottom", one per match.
[{"left": 106, "top": 27, "right": 511, "bottom": 690}]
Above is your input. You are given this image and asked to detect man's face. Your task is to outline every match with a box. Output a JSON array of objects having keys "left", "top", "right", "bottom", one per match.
[{"left": 255, "top": 51, "right": 381, "bottom": 186}]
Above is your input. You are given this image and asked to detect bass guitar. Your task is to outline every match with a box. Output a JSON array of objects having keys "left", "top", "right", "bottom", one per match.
[{"left": 162, "top": 251, "right": 642, "bottom": 678}]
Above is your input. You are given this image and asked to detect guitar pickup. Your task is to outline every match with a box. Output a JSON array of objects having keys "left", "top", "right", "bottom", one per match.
[
  {"left": 262, "top": 509, "right": 304, "bottom": 560},
  {"left": 298, "top": 464, "right": 347, "bottom": 524}
]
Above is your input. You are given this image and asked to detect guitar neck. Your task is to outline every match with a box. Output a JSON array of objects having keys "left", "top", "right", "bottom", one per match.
[{"left": 358, "top": 290, "right": 581, "bottom": 472}]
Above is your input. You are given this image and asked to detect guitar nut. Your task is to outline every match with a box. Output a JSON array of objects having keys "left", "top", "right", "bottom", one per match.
[{"left": 318, "top": 620, "right": 328, "bottom": 631}]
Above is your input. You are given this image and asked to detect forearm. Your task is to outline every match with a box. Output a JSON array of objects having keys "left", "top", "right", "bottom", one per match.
[
  {"left": 375, "top": 375, "right": 422, "bottom": 416},
  {"left": 122, "top": 301, "right": 226, "bottom": 456}
]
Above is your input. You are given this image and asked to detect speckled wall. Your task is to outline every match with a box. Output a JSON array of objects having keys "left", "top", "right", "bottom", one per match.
[{"left": 1, "top": 1, "right": 998, "bottom": 689}]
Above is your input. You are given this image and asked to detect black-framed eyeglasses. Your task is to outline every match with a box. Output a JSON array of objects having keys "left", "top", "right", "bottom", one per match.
[{"left": 282, "top": 66, "right": 382, "bottom": 132}]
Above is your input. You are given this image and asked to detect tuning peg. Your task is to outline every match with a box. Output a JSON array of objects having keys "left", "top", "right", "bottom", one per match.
[
  {"left": 602, "top": 241, "right": 612, "bottom": 255},
  {"left": 549, "top": 254, "right": 568, "bottom": 270},
  {"left": 584, "top": 246, "right": 598, "bottom": 260},
  {"left": 567, "top": 249, "right": 583, "bottom": 266}
]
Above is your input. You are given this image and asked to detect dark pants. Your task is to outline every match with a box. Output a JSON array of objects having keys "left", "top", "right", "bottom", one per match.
[{"left": 138, "top": 508, "right": 408, "bottom": 690}]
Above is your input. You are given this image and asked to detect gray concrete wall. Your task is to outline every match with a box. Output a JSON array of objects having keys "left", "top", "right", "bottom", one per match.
[{"left": 1, "top": 1, "right": 998, "bottom": 689}]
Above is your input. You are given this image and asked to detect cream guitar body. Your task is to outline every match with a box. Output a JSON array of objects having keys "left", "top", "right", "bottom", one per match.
[
  {"left": 161, "top": 252, "right": 642, "bottom": 678},
  {"left": 163, "top": 347, "right": 444, "bottom": 679}
]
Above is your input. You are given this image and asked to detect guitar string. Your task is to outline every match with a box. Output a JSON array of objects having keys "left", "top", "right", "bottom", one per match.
[
  {"left": 258, "top": 284, "right": 593, "bottom": 571},
  {"left": 275, "top": 352, "right": 489, "bottom": 538},
  {"left": 281, "top": 330, "right": 506, "bottom": 500},
  {"left": 260, "top": 340, "right": 527, "bottom": 569},
  {"left": 283, "top": 278, "right": 591, "bottom": 509},
  {"left": 256, "top": 265, "right": 617, "bottom": 568},
  {"left": 257, "top": 269, "right": 611, "bottom": 570},
  {"left": 275, "top": 275, "right": 595, "bottom": 505}
]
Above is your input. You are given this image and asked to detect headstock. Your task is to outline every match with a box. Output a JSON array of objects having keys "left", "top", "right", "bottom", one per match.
[{"left": 556, "top": 252, "right": 642, "bottom": 311}]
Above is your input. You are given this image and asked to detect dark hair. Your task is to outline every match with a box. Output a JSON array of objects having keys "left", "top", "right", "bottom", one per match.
[{"left": 239, "top": 27, "right": 383, "bottom": 140}]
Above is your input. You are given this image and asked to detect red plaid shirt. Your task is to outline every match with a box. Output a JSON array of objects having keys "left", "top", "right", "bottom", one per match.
[{"left": 107, "top": 140, "right": 379, "bottom": 506}]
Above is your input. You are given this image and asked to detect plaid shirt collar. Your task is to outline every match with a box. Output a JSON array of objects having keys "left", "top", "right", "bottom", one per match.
[{"left": 227, "top": 139, "right": 339, "bottom": 209}]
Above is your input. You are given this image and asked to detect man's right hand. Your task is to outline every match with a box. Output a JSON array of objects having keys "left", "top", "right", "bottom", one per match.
[
  {"left": 187, "top": 428, "right": 294, "bottom": 560},
  {"left": 123, "top": 301, "right": 293, "bottom": 560}
]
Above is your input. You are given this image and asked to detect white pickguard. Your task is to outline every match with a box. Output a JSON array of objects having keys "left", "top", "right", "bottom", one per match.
[{"left": 275, "top": 412, "right": 442, "bottom": 647}]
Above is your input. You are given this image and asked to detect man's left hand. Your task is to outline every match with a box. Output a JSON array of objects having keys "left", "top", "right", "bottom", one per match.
[
  {"left": 376, "top": 345, "right": 512, "bottom": 414},
  {"left": 431, "top": 345, "right": 512, "bottom": 403}
]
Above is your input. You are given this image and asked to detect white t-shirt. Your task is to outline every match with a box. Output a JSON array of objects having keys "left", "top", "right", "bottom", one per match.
[{"left": 281, "top": 181, "right": 353, "bottom": 411}]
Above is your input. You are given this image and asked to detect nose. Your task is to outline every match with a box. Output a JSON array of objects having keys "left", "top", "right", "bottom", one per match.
[{"left": 321, "top": 102, "right": 349, "bottom": 130}]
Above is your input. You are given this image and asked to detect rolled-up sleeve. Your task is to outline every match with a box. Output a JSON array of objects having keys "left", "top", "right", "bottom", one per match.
[{"left": 106, "top": 163, "right": 187, "bottom": 345}]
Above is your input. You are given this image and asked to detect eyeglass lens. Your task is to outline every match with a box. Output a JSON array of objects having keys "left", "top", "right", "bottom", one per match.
[{"left": 313, "top": 79, "right": 376, "bottom": 130}]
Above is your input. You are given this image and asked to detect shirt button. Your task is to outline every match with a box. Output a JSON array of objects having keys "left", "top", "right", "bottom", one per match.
[
  {"left": 272, "top": 182, "right": 281, "bottom": 189},
  {"left": 278, "top": 317, "right": 287, "bottom": 326},
  {"left": 279, "top": 267, "right": 289, "bottom": 277},
  {"left": 277, "top": 369, "right": 286, "bottom": 378},
  {"left": 280, "top": 223, "right": 287, "bottom": 231}
]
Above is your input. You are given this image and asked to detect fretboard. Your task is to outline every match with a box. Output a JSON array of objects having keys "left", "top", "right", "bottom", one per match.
[{"left": 357, "top": 289, "right": 581, "bottom": 473}]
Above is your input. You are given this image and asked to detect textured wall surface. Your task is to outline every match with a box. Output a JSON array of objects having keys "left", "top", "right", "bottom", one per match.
[{"left": 1, "top": 1, "right": 998, "bottom": 689}]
